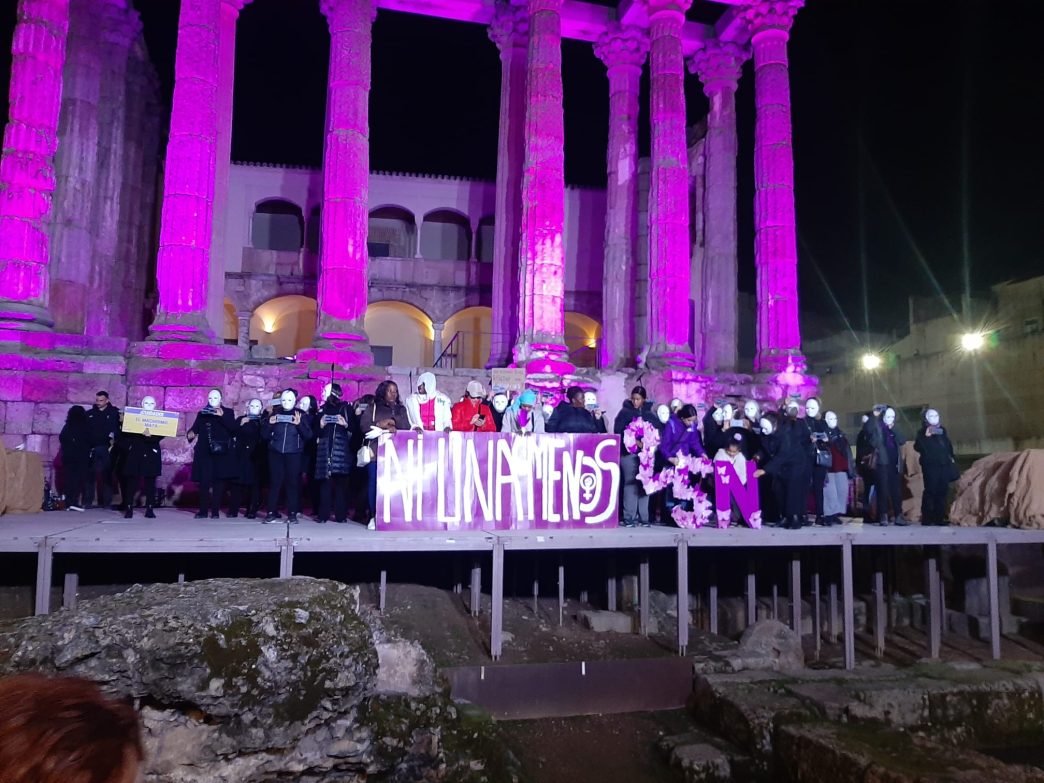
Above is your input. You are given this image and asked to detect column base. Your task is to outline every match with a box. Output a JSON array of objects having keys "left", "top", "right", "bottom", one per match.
[
  {"left": 754, "top": 350, "right": 807, "bottom": 375},
  {"left": 0, "top": 302, "right": 54, "bottom": 332},
  {"left": 300, "top": 321, "right": 374, "bottom": 373},
  {"left": 643, "top": 347, "right": 696, "bottom": 372},
  {"left": 148, "top": 311, "right": 219, "bottom": 343},
  {"left": 513, "top": 339, "right": 574, "bottom": 390}
]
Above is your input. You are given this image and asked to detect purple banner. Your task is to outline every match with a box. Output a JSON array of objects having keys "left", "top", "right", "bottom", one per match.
[
  {"left": 376, "top": 432, "right": 621, "bottom": 531},
  {"left": 713, "top": 460, "right": 762, "bottom": 529}
]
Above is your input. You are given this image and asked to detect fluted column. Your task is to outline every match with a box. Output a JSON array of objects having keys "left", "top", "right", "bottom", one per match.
[
  {"left": 645, "top": 0, "right": 693, "bottom": 369},
  {"left": 308, "top": 0, "right": 374, "bottom": 366},
  {"left": 0, "top": 0, "right": 70, "bottom": 331},
  {"left": 149, "top": 0, "right": 223, "bottom": 341},
  {"left": 513, "top": 0, "right": 569, "bottom": 374},
  {"left": 689, "top": 40, "right": 747, "bottom": 372},
  {"left": 595, "top": 24, "right": 647, "bottom": 370},
  {"left": 742, "top": 0, "right": 805, "bottom": 373},
  {"left": 486, "top": 0, "right": 528, "bottom": 368}
]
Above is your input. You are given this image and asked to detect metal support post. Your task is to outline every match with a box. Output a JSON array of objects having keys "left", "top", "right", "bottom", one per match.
[
  {"left": 677, "top": 541, "right": 689, "bottom": 655},
  {"left": 491, "top": 540, "right": 505, "bottom": 660}
]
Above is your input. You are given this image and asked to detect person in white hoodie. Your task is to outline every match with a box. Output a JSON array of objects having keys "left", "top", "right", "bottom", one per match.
[{"left": 404, "top": 371, "right": 453, "bottom": 432}]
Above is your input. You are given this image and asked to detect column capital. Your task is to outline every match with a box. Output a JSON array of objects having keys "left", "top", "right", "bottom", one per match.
[
  {"left": 687, "top": 40, "right": 749, "bottom": 94},
  {"left": 740, "top": 0, "right": 804, "bottom": 37},
  {"left": 594, "top": 23, "right": 648, "bottom": 71},
  {"left": 645, "top": 0, "right": 692, "bottom": 21},
  {"left": 320, "top": 0, "right": 378, "bottom": 23},
  {"left": 489, "top": 1, "right": 528, "bottom": 51}
]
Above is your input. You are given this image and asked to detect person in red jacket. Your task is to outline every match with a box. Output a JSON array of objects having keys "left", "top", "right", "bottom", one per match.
[{"left": 451, "top": 381, "right": 497, "bottom": 432}]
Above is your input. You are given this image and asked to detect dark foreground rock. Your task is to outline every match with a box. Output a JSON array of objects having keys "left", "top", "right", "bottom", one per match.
[{"left": 0, "top": 577, "right": 519, "bottom": 783}]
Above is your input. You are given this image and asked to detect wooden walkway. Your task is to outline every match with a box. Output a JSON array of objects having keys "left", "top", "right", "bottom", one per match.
[{"left": 3, "top": 508, "right": 1043, "bottom": 668}]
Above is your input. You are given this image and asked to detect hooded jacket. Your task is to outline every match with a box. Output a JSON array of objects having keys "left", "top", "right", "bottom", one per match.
[
  {"left": 501, "top": 390, "right": 545, "bottom": 434},
  {"left": 404, "top": 372, "right": 454, "bottom": 432}
]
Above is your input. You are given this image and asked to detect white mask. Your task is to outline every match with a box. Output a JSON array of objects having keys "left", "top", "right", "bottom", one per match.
[
  {"left": 141, "top": 396, "right": 156, "bottom": 411},
  {"left": 583, "top": 391, "right": 598, "bottom": 410},
  {"left": 925, "top": 409, "right": 940, "bottom": 427},
  {"left": 492, "top": 394, "right": 509, "bottom": 413},
  {"left": 321, "top": 383, "right": 333, "bottom": 404},
  {"left": 883, "top": 408, "right": 896, "bottom": 426},
  {"left": 759, "top": 417, "right": 773, "bottom": 436},
  {"left": 299, "top": 396, "right": 312, "bottom": 412},
  {"left": 805, "top": 399, "right": 820, "bottom": 418},
  {"left": 670, "top": 398, "right": 682, "bottom": 412},
  {"left": 207, "top": 390, "right": 222, "bottom": 408},
  {"left": 722, "top": 404, "right": 734, "bottom": 423},
  {"left": 712, "top": 408, "right": 724, "bottom": 425},
  {"left": 656, "top": 405, "right": 670, "bottom": 424},
  {"left": 280, "top": 391, "right": 296, "bottom": 412},
  {"left": 743, "top": 401, "right": 759, "bottom": 420},
  {"left": 542, "top": 404, "right": 554, "bottom": 418},
  {"left": 248, "top": 399, "right": 263, "bottom": 416},
  {"left": 824, "top": 411, "right": 838, "bottom": 429}
]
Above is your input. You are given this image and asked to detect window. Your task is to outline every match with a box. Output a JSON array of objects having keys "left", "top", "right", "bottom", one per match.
[
  {"left": 368, "top": 241, "right": 391, "bottom": 257},
  {"left": 251, "top": 199, "right": 304, "bottom": 251},
  {"left": 371, "top": 345, "right": 393, "bottom": 366}
]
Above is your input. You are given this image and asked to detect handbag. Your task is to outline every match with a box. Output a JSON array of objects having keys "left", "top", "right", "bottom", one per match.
[
  {"left": 356, "top": 444, "right": 372, "bottom": 467},
  {"left": 944, "top": 458, "right": 960, "bottom": 483},
  {"left": 859, "top": 450, "right": 878, "bottom": 472},
  {"left": 815, "top": 447, "right": 833, "bottom": 469},
  {"left": 206, "top": 421, "right": 228, "bottom": 455}
]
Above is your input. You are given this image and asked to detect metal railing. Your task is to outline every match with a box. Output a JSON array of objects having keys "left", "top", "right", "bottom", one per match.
[{"left": 432, "top": 332, "right": 602, "bottom": 370}]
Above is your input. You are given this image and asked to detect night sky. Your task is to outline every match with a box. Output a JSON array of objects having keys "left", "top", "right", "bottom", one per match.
[{"left": 0, "top": 0, "right": 1041, "bottom": 335}]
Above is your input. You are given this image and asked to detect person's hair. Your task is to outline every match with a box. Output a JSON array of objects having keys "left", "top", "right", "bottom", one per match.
[
  {"left": 329, "top": 382, "right": 343, "bottom": 399},
  {"left": 0, "top": 674, "right": 143, "bottom": 783},
  {"left": 630, "top": 385, "right": 647, "bottom": 400},
  {"left": 95, "top": 391, "right": 109, "bottom": 399},
  {"left": 566, "top": 385, "right": 584, "bottom": 402},
  {"left": 679, "top": 404, "right": 698, "bottom": 420},
  {"left": 375, "top": 380, "right": 399, "bottom": 405},
  {"left": 356, "top": 393, "right": 375, "bottom": 406},
  {"left": 762, "top": 411, "right": 783, "bottom": 431},
  {"left": 66, "top": 405, "right": 87, "bottom": 425},
  {"left": 303, "top": 395, "right": 318, "bottom": 410}
]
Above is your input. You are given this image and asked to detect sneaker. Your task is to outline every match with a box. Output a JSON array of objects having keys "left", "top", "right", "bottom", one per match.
[
  {"left": 194, "top": 511, "right": 207, "bottom": 519},
  {"left": 893, "top": 516, "right": 910, "bottom": 527},
  {"left": 367, "top": 517, "right": 376, "bottom": 531},
  {"left": 68, "top": 505, "right": 85, "bottom": 512},
  {"left": 210, "top": 512, "right": 220, "bottom": 519},
  {"left": 264, "top": 512, "right": 281, "bottom": 524},
  {"left": 124, "top": 508, "right": 133, "bottom": 519},
  {"left": 287, "top": 513, "right": 299, "bottom": 524},
  {"left": 335, "top": 518, "right": 348, "bottom": 524},
  {"left": 245, "top": 511, "right": 257, "bottom": 520},
  {"left": 144, "top": 508, "right": 156, "bottom": 519}
]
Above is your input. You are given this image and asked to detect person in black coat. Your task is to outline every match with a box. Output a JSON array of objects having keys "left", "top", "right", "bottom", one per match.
[
  {"left": 299, "top": 394, "right": 320, "bottom": 515},
  {"left": 120, "top": 396, "right": 164, "bottom": 518},
  {"left": 58, "top": 405, "right": 91, "bottom": 508},
  {"left": 186, "top": 389, "right": 237, "bottom": 519},
  {"left": 797, "top": 397, "right": 830, "bottom": 525},
  {"left": 229, "top": 399, "right": 266, "bottom": 519},
  {"left": 914, "top": 407, "right": 958, "bottom": 525},
  {"left": 613, "top": 385, "right": 658, "bottom": 527},
  {"left": 314, "top": 383, "right": 361, "bottom": 524},
  {"left": 84, "top": 391, "right": 120, "bottom": 510},
  {"left": 262, "top": 389, "right": 314, "bottom": 524},
  {"left": 855, "top": 408, "right": 880, "bottom": 521},
  {"left": 546, "top": 386, "right": 607, "bottom": 434},
  {"left": 754, "top": 412, "right": 809, "bottom": 530},
  {"left": 867, "top": 406, "right": 908, "bottom": 525},
  {"left": 702, "top": 405, "right": 729, "bottom": 456}
]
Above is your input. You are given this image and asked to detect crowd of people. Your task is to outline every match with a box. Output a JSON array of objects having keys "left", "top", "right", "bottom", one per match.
[{"left": 55, "top": 380, "right": 960, "bottom": 529}]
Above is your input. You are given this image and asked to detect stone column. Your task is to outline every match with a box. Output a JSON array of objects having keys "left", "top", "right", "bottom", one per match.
[
  {"left": 514, "top": 0, "right": 569, "bottom": 375},
  {"left": 486, "top": 0, "right": 528, "bottom": 368},
  {"left": 306, "top": 0, "right": 374, "bottom": 367},
  {"left": 594, "top": 24, "right": 647, "bottom": 370},
  {"left": 236, "top": 310, "right": 251, "bottom": 349},
  {"left": 645, "top": 0, "right": 694, "bottom": 369},
  {"left": 0, "top": 0, "right": 70, "bottom": 331},
  {"left": 742, "top": 0, "right": 806, "bottom": 373},
  {"left": 689, "top": 40, "right": 747, "bottom": 372},
  {"left": 49, "top": 0, "right": 101, "bottom": 334},
  {"left": 148, "top": 0, "right": 223, "bottom": 341},
  {"left": 432, "top": 321, "right": 445, "bottom": 365}
]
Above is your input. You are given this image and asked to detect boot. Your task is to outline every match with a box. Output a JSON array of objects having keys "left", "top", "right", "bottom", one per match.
[
  {"left": 124, "top": 507, "right": 133, "bottom": 519},
  {"left": 144, "top": 507, "right": 156, "bottom": 519}
]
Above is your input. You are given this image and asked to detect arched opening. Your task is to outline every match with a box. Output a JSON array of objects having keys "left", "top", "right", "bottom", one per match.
[
  {"left": 223, "top": 299, "right": 238, "bottom": 344},
  {"left": 475, "top": 215, "right": 495, "bottom": 263},
  {"left": 368, "top": 206, "right": 416, "bottom": 258},
  {"left": 565, "top": 312, "right": 602, "bottom": 368},
  {"left": 421, "top": 209, "right": 471, "bottom": 261},
  {"left": 364, "top": 301, "right": 434, "bottom": 367},
  {"left": 252, "top": 199, "right": 304, "bottom": 251},
  {"left": 250, "top": 295, "right": 317, "bottom": 357},
  {"left": 443, "top": 306, "right": 492, "bottom": 368}
]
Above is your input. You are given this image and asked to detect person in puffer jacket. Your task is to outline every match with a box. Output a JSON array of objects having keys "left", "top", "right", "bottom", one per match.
[
  {"left": 262, "top": 389, "right": 313, "bottom": 524},
  {"left": 314, "top": 383, "right": 361, "bottom": 524}
]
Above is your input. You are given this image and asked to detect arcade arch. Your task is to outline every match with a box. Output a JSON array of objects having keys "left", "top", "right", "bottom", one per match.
[
  {"left": 442, "top": 306, "right": 492, "bottom": 368},
  {"left": 368, "top": 205, "right": 417, "bottom": 258},
  {"left": 420, "top": 209, "right": 471, "bottom": 261},
  {"left": 250, "top": 295, "right": 317, "bottom": 357},
  {"left": 364, "top": 300, "right": 434, "bottom": 367},
  {"left": 252, "top": 198, "right": 304, "bottom": 251},
  {"left": 564, "top": 311, "right": 602, "bottom": 368}
]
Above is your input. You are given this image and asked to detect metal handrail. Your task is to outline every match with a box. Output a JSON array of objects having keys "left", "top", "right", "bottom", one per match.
[{"left": 434, "top": 331, "right": 462, "bottom": 368}]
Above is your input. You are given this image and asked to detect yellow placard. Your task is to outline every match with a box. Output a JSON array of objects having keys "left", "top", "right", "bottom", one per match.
[
  {"left": 490, "top": 368, "right": 527, "bottom": 393},
  {"left": 122, "top": 407, "right": 180, "bottom": 437}
]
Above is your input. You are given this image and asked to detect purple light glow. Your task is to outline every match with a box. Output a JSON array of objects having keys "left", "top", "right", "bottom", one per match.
[
  {"left": 0, "top": 0, "right": 69, "bottom": 330},
  {"left": 742, "top": 0, "right": 805, "bottom": 374},
  {"left": 645, "top": 0, "right": 693, "bottom": 368},
  {"left": 595, "top": 23, "right": 646, "bottom": 370}
]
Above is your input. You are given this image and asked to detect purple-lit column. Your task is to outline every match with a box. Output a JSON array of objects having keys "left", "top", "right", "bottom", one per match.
[
  {"left": 742, "top": 0, "right": 806, "bottom": 373},
  {"left": 513, "top": 0, "right": 568, "bottom": 372},
  {"left": 0, "top": 0, "right": 70, "bottom": 331},
  {"left": 595, "top": 24, "right": 647, "bottom": 369},
  {"left": 149, "top": 0, "right": 222, "bottom": 341},
  {"left": 309, "top": 0, "right": 374, "bottom": 366},
  {"left": 486, "top": 0, "right": 528, "bottom": 368},
  {"left": 645, "top": 0, "right": 694, "bottom": 369},
  {"left": 689, "top": 40, "right": 747, "bottom": 372}
]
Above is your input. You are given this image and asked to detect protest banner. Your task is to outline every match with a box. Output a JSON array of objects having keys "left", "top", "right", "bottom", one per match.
[
  {"left": 490, "top": 368, "right": 527, "bottom": 393},
  {"left": 713, "top": 459, "right": 761, "bottom": 529},
  {"left": 376, "top": 431, "right": 620, "bottom": 531},
  {"left": 122, "top": 407, "right": 180, "bottom": 437}
]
